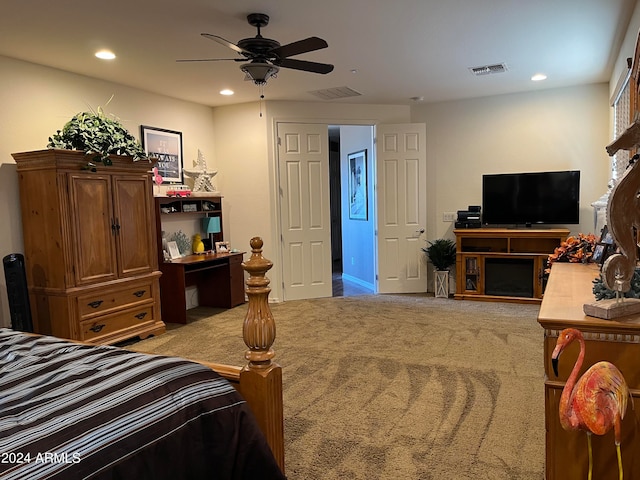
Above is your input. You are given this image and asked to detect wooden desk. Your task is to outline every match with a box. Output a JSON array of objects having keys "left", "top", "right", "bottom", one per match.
[
  {"left": 158, "top": 252, "right": 246, "bottom": 324},
  {"left": 538, "top": 262, "right": 640, "bottom": 479}
]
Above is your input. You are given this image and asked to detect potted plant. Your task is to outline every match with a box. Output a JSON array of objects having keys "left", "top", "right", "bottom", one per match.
[
  {"left": 47, "top": 104, "right": 149, "bottom": 167},
  {"left": 422, "top": 238, "right": 456, "bottom": 297}
]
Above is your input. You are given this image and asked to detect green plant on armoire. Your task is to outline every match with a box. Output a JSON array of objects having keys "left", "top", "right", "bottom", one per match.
[{"left": 47, "top": 104, "right": 148, "bottom": 167}]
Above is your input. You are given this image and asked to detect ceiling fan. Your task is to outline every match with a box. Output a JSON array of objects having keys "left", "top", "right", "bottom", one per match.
[{"left": 178, "top": 13, "right": 334, "bottom": 85}]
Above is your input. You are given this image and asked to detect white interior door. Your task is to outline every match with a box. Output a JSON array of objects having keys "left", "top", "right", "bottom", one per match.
[
  {"left": 376, "top": 123, "right": 427, "bottom": 293},
  {"left": 277, "top": 123, "right": 332, "bottom": 300}
]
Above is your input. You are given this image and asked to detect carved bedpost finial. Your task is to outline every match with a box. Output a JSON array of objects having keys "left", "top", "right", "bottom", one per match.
[{"left": 241, "top": 237, "right": 276, "bottom": 368}]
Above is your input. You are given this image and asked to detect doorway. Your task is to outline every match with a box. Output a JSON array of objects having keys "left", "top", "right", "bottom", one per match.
[
  {"left": 277, "top": 121, "right": 427, "bottom": 301},
  {"left": 328, "top": 125, "right": 375, "bottom": 297}
]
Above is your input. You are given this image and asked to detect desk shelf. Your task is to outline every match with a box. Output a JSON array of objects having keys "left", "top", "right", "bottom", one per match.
[
  {"left": 155, "top": 196, "right": 224, "bottom": 257},
  {"left": 156, "top": 196, "right": 222, "bottom": 215}
]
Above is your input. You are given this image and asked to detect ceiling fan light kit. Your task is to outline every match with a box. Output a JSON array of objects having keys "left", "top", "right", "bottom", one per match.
[
  {"left": 179, "top": 13, "right": 333, "bottom": 90},
  {"left": 241, "top": 61, "right": 279, "bottom": 85}
]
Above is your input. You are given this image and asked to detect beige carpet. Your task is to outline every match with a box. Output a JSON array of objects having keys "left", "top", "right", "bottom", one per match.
[{"left": 132, "top": 294, "right": 545, "bottom": 479}]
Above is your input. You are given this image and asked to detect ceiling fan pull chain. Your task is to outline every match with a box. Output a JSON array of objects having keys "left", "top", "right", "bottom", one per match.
[{"left": 259, "top": 85, "right": 265, "bottom": 117}]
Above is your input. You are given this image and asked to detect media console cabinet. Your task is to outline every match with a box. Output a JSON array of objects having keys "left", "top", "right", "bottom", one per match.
[{"left": 454, "top": 228, "right": 569, "bottom": 303}]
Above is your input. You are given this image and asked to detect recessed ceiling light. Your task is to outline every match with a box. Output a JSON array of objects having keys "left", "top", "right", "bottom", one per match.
[
  {"left": 95, "top": 50, "right": 116, "bottom": 60},
  {"left": 220, "top": 89, "right": 234, "bottom": 96},
  {"left": 531, "top": 73, "right": 547, "bottom": 81}
]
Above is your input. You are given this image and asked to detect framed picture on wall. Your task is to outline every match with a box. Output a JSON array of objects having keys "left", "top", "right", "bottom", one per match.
[
  {"left": 348, "top": 149, "right": 367, "bottom": 220},
  {"left": 140, "top": 125, "right": 183, "bottom": 184}
]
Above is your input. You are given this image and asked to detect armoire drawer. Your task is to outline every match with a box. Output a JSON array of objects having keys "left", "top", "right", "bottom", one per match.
[
  {"left": 77, "top": 282, "right": 154, "bottom": 317},
  {"left": 80, "top": 304, "right": 156, "bottom": 342}
]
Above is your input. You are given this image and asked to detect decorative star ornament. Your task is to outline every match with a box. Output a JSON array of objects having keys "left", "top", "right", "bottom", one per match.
[{"left": 183, "top": 149, "right": 217, "bottom": 193}]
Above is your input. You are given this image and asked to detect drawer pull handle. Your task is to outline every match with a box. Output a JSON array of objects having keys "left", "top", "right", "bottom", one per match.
[
  {"left": 89, "top": 324, "right": 105, "bottom": 333},
  {"left": 135, "top": 312, "right": 148, "bottom": 320},
  {"left": 133, "top": 290, "right": 146, "bottom": 298},
  {"left": 88, "top": 300, "right": 103, "bottom": 309}
]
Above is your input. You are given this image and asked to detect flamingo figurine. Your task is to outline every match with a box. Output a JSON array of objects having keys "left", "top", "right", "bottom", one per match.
[
  {"left": 552, "top": 328, "right": 629, "bottom": 480},
  {"left": 152, "top": 167, "right": 163, "bottom": 186}
]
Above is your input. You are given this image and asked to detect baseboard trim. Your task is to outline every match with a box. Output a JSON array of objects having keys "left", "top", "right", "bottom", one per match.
[{"left": 341, "top": 273, "right": 375, "bottom": 291}]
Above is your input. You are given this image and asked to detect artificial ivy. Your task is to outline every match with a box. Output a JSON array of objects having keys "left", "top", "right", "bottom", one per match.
[
  {"left": 47, "top": 107, "right": 148, "bottom": 166},
  {"left": 592, "top": 268, "right": 640, "bottom": 300}
]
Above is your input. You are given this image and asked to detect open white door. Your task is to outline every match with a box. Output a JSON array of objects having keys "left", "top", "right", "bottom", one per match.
[
  {"left": 376, "top": 123, "right": 427, "bottom": 293},
  {"left": 277, "top": 123, "right": 332, "bottom": 300}
]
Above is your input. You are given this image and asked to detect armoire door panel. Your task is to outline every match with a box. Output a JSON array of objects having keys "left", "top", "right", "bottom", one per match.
[
  {"left": 113, "top": 175, "right": 155, "bottom": 277},
  {"left": 68, "top": 174, "right": 118, "bottom": 285}
]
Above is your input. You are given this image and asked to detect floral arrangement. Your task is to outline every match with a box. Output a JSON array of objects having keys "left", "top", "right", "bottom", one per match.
[{"left": 545, "top": 233, "right": 597, "bottom": 274}]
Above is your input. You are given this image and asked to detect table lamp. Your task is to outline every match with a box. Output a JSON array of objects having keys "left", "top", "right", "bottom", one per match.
[{"left": 202, "top": 216, "right": 221, "bottom": 252}]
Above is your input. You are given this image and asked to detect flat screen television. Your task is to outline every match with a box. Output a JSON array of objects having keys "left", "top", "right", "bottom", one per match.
[{"left": 482, "top": 170, "right": 580, "bottom": 226}]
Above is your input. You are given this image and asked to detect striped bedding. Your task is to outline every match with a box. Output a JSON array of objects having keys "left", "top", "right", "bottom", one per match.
[{"left": 0, "top": 329, "right": 285, "bottom": 480}]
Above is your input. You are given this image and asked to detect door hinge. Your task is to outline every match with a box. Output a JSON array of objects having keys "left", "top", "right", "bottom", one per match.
[{"left": 277, "top": 137, "right": 282, "bottom": 146}]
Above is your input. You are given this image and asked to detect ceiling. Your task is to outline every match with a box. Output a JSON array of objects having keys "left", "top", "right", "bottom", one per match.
[{"left": 0, "top": 0, "right": 636, "bottom": 108}]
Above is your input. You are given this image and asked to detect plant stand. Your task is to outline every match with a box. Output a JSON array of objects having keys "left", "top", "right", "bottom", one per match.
[{"left": 435, "top": 270, "right": 449, "bottom": 298}]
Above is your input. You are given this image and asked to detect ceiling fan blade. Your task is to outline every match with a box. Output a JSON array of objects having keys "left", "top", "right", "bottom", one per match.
[
  {"left": 270, "top": 37, "right": 328, "bottom": 58},
  {"left": 176, "top": 58, "right": 242, "bottom": 63},
  {"left": 201, "top": 33, "right": 252, "bottom": 56},
  {"left": 277, "top": 58, "right": 334, "bottom": 74}
]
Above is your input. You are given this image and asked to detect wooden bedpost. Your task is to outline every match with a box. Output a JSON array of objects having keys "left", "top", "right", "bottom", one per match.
[{"left": 239, "top": 237, "right": 285, "bottom": 473}]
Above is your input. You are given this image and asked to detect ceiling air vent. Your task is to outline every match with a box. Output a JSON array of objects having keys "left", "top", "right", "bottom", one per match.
[
  {"left": 469, "top": 63, "right": 508, "bottom": 76},
  {"left": 308, "top": 86, "right": 362, "bottom": 100}
]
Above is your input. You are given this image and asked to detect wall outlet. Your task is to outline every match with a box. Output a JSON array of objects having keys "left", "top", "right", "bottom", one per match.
[
  {"left": 443, "top": 212, "right": 456, "bottom": 222},
  {"left": 351, "top": 257, "right": 355, "bottom": 265}
]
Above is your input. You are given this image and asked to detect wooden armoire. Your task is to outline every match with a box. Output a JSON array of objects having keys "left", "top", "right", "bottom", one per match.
[{"left": 13, "top": 149, "right": 165, "bottom": 344}]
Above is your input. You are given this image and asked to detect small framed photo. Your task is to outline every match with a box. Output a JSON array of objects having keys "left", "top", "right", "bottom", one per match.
[
  {"left": 167, "top": 241, "right": 181, "bottom": 260},
  {"left": 600, "top": 225, "right": 615, "bottom": 245},
  {"left": 182, "top": 203, "right": 198, "bottom": 212},
  {"left": 591, "top": 243, "right": 607, "bottom": 264},
  {"left": 141, "top": 125, "right": 184, "bottom": 184},
  {"left": 215, "top": 241, "right": 230, "bottom": 253}
]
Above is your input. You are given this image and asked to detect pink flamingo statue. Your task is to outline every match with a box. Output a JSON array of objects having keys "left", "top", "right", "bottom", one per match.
[
  {"left": 152, "top": 167, "right": 163, "bottom": 186},
  {"left": 552, "top": 328, "right": 629, "bottom": 480}
]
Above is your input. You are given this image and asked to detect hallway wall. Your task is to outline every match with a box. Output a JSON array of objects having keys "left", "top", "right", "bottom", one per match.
[{"left": 340, "top": 125, "right": 375, "bottom": 289}]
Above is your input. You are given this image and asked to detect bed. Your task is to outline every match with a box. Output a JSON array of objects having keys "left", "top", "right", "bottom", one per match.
[{"left": 0, "top": 237, "right": 285, "bottom": 479}]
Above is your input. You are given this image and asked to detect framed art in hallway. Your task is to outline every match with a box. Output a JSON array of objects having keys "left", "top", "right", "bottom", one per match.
[
  {"left": 141, "top": 125, "right": 183, "bottom": 183},
  {"left": 348, "top": 149, "right": 367, "bottom": 220}
]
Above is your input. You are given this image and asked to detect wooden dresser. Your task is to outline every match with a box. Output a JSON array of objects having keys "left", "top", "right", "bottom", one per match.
[
  {"left": 538, "top": 262, "right": 640, "bottom": 479},
  {"left": 13, "top": 149, "right": 165, "bottom": 344}
]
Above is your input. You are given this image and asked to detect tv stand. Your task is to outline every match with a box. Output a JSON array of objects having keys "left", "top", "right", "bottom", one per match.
[{"left": 454, "top": 228, "right": 569, "bottom": 303}]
